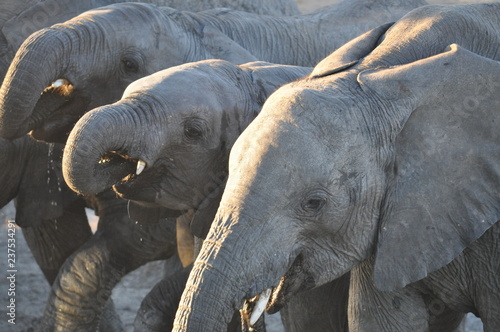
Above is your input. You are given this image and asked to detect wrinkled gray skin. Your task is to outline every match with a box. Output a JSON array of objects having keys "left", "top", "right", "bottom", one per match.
[
  {"left": 0, "top": 0, "right": 426, "bottom": 143},
  {"left": 134, "top": 264, "right": 256, "bottom": 332},
  {"left": 0, "top": 136, "right": 90, "bottom": 285},
  {"left": 0, "top": 136, "right": 131, "bottom": 331},
  {"left": 39, "top": 191, "right": 178, "bottom": 332},
  {"left": 62, "top": 60, "right": 346, "bottom": 331},
  {"left": 0, "top": 135, "right": 178, "bottom": 332},
  {"left": 62, "top": 61, "right": 310, "bottom": 209},
  {"left": 0, "top": 0, "right": 297, "bottom": 82},
  {"left": 173, "top": 4, "right": 500, "bottom": 332},
  {"left": 0, "top": 0, "right": 298, "bottom": 330}
]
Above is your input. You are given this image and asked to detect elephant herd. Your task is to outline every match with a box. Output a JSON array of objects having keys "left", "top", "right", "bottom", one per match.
[{"left": 0, "top": 0, "right": 498, "bottom": 331}]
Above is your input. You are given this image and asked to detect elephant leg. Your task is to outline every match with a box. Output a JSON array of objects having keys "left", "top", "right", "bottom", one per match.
[
  {"left": 280, "top": 272, "right": 349, "bottom": 332},
  {"left": 38, "top": 208, "right": 177, "bottom": 331},
  {"left": 134, "top": 265, "right": 192, "bottom": 331},
  {"left": 426, "top": 297, "right": 465, "bottom": 332},
  {"left": 21, "top": 199, "right": 92, "bottom": 284},
  {"left": 348, "top": 258, "right": 429, "bottom": 332}
]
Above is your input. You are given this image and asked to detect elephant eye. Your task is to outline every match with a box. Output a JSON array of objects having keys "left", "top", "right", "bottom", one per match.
[
  {"left": 300, "top": 190, "right": 328, "bottom": 214},
  {"left": 302, "top": 198, "right": 325, "bottom": 212},
  {"left": 121, "top": 58, "right": 139, "bottom": 73},
  {"left": 183, "top": 120, "right": 204, "bottom": 140}
]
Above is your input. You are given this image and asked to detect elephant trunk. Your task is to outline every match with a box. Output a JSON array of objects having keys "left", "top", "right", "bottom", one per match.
[
  {"left": 173, "top": 200, "right": 292, "bottom": 331},
  {"left": 174, "top": 248, "right": 243, "bottom": 331},
  {"left": 63, "top": 101, "right": 151, "bottom": 195},
  {"left": 0, "top": 26, "right": 71, "bottom": 139}
]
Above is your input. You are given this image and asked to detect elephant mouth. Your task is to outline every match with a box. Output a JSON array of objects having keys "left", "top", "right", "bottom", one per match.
[
  {"left": 29, "top": 79, "right": 90, "bottom": 143},
  {"left": 94, "top": 151, "right": 154, "bottom": 201},
  {"left": 242, "top": 254, "right": 315, "bottom": 327},
  {"left": 110, "top": 157, "right": 191, "bottom": 210}
]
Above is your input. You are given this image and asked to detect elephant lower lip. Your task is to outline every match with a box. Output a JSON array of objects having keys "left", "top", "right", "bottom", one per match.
[
  {"left": 267, "top": 254, "right": 315, "bottom": 314},
  {"left": 265, "top": 279, "right": 287, "bottom": 314}
]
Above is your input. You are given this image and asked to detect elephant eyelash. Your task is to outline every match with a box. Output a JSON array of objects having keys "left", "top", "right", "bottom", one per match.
[
  {"left": 299, "top": 189, "right": 330, "bottom": 216},
  {"left": 121, "top": 58, "right": 139, "bottom": 73},
  {"left": 120, "top": 50, "right": 144, "bottom": 74},
  {"left": 183, "top": 118, "right": 206, "bottom": 141}
]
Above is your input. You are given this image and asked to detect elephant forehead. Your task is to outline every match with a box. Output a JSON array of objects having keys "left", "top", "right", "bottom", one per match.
[
  {"left": 77, "top": 3, "right": 157, "bottom": 26},
  {"left": 228, "top": 84, "right": 372, "bottom": 188},
  {"left": 246, "top": 84, "right": 360, "bottom": 149},
  {"left": 125, "top": 61, "right": 237, "bottom": 99}
]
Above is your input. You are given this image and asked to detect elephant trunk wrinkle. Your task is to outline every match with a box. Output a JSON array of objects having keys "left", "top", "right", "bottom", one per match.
[
  {"left": 64, "top": 102, "right": 154, "bottom": 195},
  {"left": 0, "top": 26, "right": 73, "bottom": 139}
]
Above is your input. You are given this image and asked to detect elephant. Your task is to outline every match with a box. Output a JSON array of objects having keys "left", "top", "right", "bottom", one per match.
[
  {"left": 171, "top": 3, "right": 500, "bottom": 332},
  {"left": 39, "top": 192, "right": 180, "bottom": 332},
  {"left": 0, "top": 135, "right": 180, "bottom": 331},
  {"left": 0, "top": 0, "right": 427, "bottom": 143},
  {"left": 61, "top": 59, "right": 347, "bottom": 331},
  {"left": 0, "top": 0, "right": 300, "bottom": 330},
  {"left": 0, "top": 135, "right": 131, "bottom": 331},
  {"left": 0, "top": 0, "right": 298, "bottom": 81},
  {"left": 0, "top": 135, "right": 91, "bottom": 286}
]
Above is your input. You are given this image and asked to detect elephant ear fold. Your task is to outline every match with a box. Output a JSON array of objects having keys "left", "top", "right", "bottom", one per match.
[
  {"left": 361, "top": 44, "right": 500, "bottom": 291},
  {"left": 310, "top": 22, "right": 393, "bottom": 78},
  {"left": 202, "top": 25, "right": 259, "bottom": 64},
  {"left": 191, "top": 180, "right": 226, "bottom": 239}
]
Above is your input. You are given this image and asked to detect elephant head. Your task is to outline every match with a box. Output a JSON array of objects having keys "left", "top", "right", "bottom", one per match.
[
  {"left": 172, "top": 6, "right": 500, "bottom": 330},
  {"left": 0, "top": 0, "right": 427, "bottom": 143},
  {"left": 0, "top": 2, "right": 195, "bottom": 142},
  {"left": 62, "top": 60, "right": 310, "bottom": 237}
]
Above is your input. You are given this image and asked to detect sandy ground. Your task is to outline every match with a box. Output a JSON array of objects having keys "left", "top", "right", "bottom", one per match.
[{"left": 0, "top": 0, "right": 494, "bottom": 331}]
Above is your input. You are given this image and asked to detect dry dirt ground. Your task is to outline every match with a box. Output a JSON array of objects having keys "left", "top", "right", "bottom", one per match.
[{"left": 0, "top": 0, "right": 494, "bottom": 331}]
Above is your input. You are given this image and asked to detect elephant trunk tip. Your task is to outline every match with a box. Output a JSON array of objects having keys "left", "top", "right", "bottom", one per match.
[{"left": 63, "top": 144, "right": 141, "bottom": 196}]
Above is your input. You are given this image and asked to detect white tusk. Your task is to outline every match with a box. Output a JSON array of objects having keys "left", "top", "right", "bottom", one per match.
[
  {"left": 52, "top": 78, "right": 70, "bottom": 88},
  {"left": 249, "top": 288, "right": 272, "bottom": 326},
  {"left": 136, "top": 160, "right": 146, "bottom": 175}
]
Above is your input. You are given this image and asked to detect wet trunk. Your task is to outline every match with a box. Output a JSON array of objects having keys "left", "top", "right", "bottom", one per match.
[
  {"left": 0, "top": 26, "right": 72, "bottom": 139},
  {"left": 173, "top": 202, "right": 285, "bottom": 332},
  {"left": 62, "top": 103, "right": 147, "bottom": 195},
  {"left": 174, "top": 256, "right": 242, "bottom": 331}
]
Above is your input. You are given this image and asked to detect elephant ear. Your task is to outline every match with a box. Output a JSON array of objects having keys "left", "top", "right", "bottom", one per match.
[
  {"left": 359, "top": 44, "right": 500, "bottom": 291},
  {"left": 201, "top": 25, "right": 259, "bottom": 64},
  {"left": 310, "top": 22, "right": 393, "bottom": 78}
]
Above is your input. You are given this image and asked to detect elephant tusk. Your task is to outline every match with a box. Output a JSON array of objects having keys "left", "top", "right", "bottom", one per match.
[
  {"left": 51, "top": 78, "right": 70, "bottom": 88},
  {"left": 249, "top": 288, "right": 272, "bottom": 326},
  {"left": 136, "top": 160, "right": 146, "bottom": 175}
]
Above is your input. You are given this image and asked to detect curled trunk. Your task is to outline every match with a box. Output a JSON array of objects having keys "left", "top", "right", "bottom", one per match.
[
  {"left": 173, "top": 202, "right": 292, "bottom": 332},
  {"left": 0, "top": 27, "right": 72, "bottom": 139},
  {"left": 62, "top": 102, "right": 146, "bottom": 195}
]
